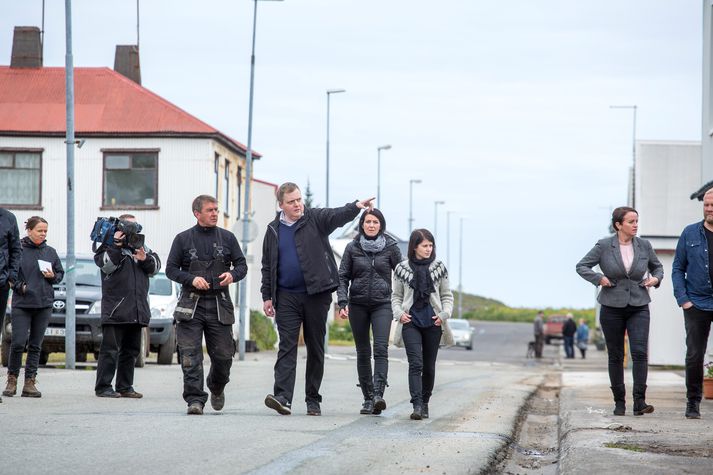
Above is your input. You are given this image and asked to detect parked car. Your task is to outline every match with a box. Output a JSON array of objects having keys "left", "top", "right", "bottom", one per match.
[
  {"left": 544, "top": 315, "right": 566, "bottom": 344},
  {"left": 448, "top": 318, "right": 474, "bottom": 350},
  {"left": 148, "top": 272, "right": 178, "bottom": 365},
  {"left": 1, "top": 255, "right": 150, "bottom": 367}
]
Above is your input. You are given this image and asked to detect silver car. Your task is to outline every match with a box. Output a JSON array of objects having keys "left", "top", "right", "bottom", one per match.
[{"left": 449, "top": 318, "right": 474, "bottom": 350}]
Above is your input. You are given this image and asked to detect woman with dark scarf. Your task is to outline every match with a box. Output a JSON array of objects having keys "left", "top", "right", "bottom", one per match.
[
  {"left": 3, "top": 216, "right": 63, "bottom": 398},
  {"left": 391, "top": 228, "right": 453, "bottom": 420},
  {"left": 337, "top": 209, "right": 402, "bottom": 415}
]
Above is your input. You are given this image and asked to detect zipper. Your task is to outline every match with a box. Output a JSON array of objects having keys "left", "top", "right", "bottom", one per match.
[{"left": 108, "top": 297, "right": 125, "bottom": 319}]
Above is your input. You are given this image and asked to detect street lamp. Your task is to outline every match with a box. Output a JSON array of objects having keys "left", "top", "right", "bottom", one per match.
[
  {"left": 326, "top": 88, "right": 346, "bottom": 207},
  {"left": 610, "top": 105, "right": 637, "bottom": 207},
  {"left": 377, "top": 144, "right": 391, "bottom": 209},
  {"left": 433, "top": 200, "right": 445, "bottom": 240},
  {"left": 237, "top": 0, "right": 283, "bottom": 361},
  {"left": 446, "top": 210, "right": 455, "bottom": 270},
  {"left": 408, "top": 179, "right": 422, "bottom": 235},
  {"left": 458, "top": 216, "right": 466, "bottom": 318}
]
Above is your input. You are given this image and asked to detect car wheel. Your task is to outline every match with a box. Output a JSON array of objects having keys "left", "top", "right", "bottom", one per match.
[
  {"left": 545, "top": 337, "right": 551, "bottom": 345},
  {"left": 466, "top": 343, "right": 473, "bottom": 351},
  {"left": 76, "top": 352, "right": 87, "bottom": 363},
  {"left": 39, "top": 351, "right": 49, "bottom": 365},
  {"left": 135, "top": 327, "right": 149, "bottom": 368},
  {"left": 157, "top": 325, "right": 176, "bottom": 365},
  {"left": 93, "top": 351, "right": 99, "bottom": 361}
]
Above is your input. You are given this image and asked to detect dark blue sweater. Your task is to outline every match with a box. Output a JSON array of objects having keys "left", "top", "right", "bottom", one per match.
[{"left": 277, "top": 223, "right": 307, "bottom": 293}]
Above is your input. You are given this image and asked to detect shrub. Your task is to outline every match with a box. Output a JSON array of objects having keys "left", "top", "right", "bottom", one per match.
[
  {"left": 329, "top": 320, "right": 354, "bottom": 342},
  {"left": 251, "top": 310, "right": 277, "bottom": 350}
]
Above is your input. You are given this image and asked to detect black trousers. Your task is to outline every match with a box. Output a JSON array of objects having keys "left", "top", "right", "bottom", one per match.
[
  {"left": 348, "top": 302, "right": 392, "bottom": 394},
  {"left": 176, "top": 296, "right": 235, "bottom": 406},
  {"left": 273, "top": 290, "right": 332, "bottom": 404},
  {"left": 95, "top": 323, "right": 142, "bottom": 394},
  {"left": 9, "top": 307, "right": 51, "bottom": 378},
  {"left": 534, "top": 334, "right": 544, "bottom": 358},
  {"left": 599, "top": 304, "right": 650, "bottom": 389},
  {"left": 684, "top": 306, "right": 713, "bottom": 402},
  {"left": 401, "top": 322, "right": 442, "bottom": 405}
]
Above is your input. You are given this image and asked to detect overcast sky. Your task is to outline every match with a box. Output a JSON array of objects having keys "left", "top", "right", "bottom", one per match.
[{"left": 1, "top": 0, "right": 703, "bottom": 308}]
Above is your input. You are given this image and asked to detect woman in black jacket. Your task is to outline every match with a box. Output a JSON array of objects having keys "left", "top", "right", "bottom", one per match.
[
  {"left": 3, "top": 217, "right": 63, "bottom": 398},
  {"left": 337, "top": 209, "right": 402, "bottom": 415}
]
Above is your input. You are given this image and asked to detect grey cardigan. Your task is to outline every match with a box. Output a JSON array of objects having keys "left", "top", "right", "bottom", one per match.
[{"left": 576, "top": 235, "right": 664, "bottom": 308}]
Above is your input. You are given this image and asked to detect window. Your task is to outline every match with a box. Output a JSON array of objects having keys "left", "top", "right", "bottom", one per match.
[
  {"left": 103, "top": 151, "right": 158, "bottom": 208},
  {"left": 236, "top": 166, "right": 242, "bottom": 217},
  {"left": 0, "top": 150, "right": 42, "bottom": 207},
  {"left": 224, "top": 159, "right": 230, "bottom": 215},
  {"left": 214, "top": 153, "right": 220, "bottom": 198}
]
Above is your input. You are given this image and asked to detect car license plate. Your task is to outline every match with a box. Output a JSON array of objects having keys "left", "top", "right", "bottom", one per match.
[{"left": 44, "top": 328, "right": 66, "bottom": 337}]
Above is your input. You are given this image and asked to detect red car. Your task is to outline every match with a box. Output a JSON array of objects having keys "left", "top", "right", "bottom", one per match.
[{"left": 543, "top": 315, "right": 566, "bottom": 345}]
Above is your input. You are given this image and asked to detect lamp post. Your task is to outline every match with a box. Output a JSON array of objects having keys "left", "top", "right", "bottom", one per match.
[
  {"left": 433, "top": 200, "right": 445, "bottom": 240},
  {"left": 237, "top": 0, "right": 283, "bottom": 361},
  {"left": 326, "top": 88, "right": 346, "bottom": 207},
  {"left": 446, "top": 210, "right": 454, "bottom": 270},
  {"left": 377, "top": 144, "right": 391, "bottom": 209},
  {"left": 458, "top": 216, "right": 465, "bottom": 318},
  {"left": 408, "top": 179, "right": 422, "bottom": 235},
  {"left": 610, "top": 105, "right": 637, "bottom": 207}
]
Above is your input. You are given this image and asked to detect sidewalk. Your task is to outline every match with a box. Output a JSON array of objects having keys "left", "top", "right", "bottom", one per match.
[{"left": 557, "top": 345, "right": 713, "bottom": 474}]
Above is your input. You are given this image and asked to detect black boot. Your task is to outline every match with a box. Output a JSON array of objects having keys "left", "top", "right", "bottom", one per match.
[
  {"left": 685, "top": 399, "right": 701, "bottom": 419},
  {"left": 359, "top": 381, "right": 374, "bottom": 415},
  {"left": 611, "top": 385, "right": 626, "bottom": 416},
  {"left": 410, "top": 404, "right": 423, "bottom": 420},
  {"left": 633, "top": 384, "right": 654, "bottom": 416},
  {"left": 422, "top": 403, "right": 429, "bottom": 419},
  {"left": 372, "top": 379, "right": 387, "bottom": 415}
]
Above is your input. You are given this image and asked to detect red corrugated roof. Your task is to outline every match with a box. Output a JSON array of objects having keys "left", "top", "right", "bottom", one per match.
[{"left": 0, "top": 66, "right": 257, "bottom": 156}]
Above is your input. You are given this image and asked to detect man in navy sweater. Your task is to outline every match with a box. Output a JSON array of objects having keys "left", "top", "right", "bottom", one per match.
[{"left": 262, "top": 182, "right": 373, "bottom": 416}]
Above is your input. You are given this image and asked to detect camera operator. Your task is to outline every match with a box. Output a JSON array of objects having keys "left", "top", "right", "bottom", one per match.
[
  {"left": 166, "top": 195, "right": 247, "bottom": 415},
  {"left": 94, "top": 213, "right": 160, "bottom": 398}
]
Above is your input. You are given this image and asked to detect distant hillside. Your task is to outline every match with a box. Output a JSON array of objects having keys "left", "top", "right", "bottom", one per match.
[{"left": 453, "top": 290, "right": 595, "bottom": 325}]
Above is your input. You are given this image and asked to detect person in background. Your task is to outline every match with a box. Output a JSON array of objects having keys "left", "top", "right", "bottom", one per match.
[
  {"left": 672, "top": 188, "right": 713, "bottom": 419},
  {"left": 576, "top": 206, "right": 663, "bottom": 417},
  {"left": 3, "top": 217, "right": 63, "bottom": 398},
  {"left": 337, "top": 209, "right": 402, "bottom": 415},
  {"left": 0, "top": 207, "right": 22, "bottom": 403},
  {"left": 562, "top": 313, "right": 577, "bottom": 359},
  {"left": 392, "top": 228, "right": 453, "bottom": 421},
  {"left": 533, "top": 311, "right": 544, "bottom": 358},
  {"left": 576, "top": 318, "right": 590, "bottom": 360}
]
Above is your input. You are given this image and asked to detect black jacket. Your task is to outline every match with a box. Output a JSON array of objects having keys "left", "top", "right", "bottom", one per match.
[
  {"left": 562, "top": 318, "right": 577, "bottom": 337},
  {"left": 166, "top": 224, "right": 247, "bottom": 292},
  {"left": 13, "top": 237, "right": 64, "bottom": 309},
  {"left": 337, "top": 235, "right": 402, "bottom": 308},
  {"left": 0, "top": 208, "right": 22, "bottom": 288},
  {"left": 94, "top": 244, "right": 160, "bottom": 326},
  {"left": 261, "top": 202, "right": 360, "bottom": 305}
]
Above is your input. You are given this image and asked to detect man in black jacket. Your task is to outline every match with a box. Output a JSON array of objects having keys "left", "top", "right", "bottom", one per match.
[
  {"left": 562, "top": 313, "right": 577, "bottom": 359},
  {"left": 0, "top": 208, "right": 22, "bottom": 403},
  {"left": 166, "top": 195, "right": 247, "bottom": 415},
  {"left": 262, "top": 182, "right": 373, "bottom": 416},
  {"left": 94, "top": 214, "right": 160, "bottom": 398}
]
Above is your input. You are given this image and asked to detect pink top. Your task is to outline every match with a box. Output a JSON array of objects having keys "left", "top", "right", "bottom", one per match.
[{"left": 620, "top": 242, "right": 634, "bottom": 274}]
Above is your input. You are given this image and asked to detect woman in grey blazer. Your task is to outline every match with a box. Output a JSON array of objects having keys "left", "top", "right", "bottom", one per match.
[{"left": 576, "top": 206, "right": 663, "bottom": 417}]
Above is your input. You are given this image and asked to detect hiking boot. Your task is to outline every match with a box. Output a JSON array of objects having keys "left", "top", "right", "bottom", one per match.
[
  {"left": 410, "top": 404, "right": 423, "bottom": 420},
  {"left": 306, "top": 401, "right": 321, "bottom": 416},
  {"left": 360, "top": 399, "right": 374, "bottom": 415},
  {"left": 264, "top": 394, "right": 291, "bottom": 415},
  {"left": 119, "top": 390, "right": 143, "bottom": 399},
  {"left": 187, "top": 402, "right": 204, "bottom": 415},
  {"left": 3, "top": 374, "right": 18, "bottom": 397},
  {"left": 21, "top": 377, "right": 41, "bottom": 398},
  {"left": 210, "top": 391, "right": 225, "bottom": 411},
  {"left": 685, "top": 400, "right": 701, "bottom": 419}
]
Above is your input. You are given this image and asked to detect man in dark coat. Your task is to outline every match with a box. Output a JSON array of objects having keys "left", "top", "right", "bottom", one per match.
[
  {"left": 562, "top": 313, "right": 577, "bottom": 359},
  {"left": 262, "top": 182, "right": 373, "bottom": 416},
  {"left": 94, "top": 214, "right": 160, "bottom": 398},
  {"left": 166, "top": 195, "right": 247, "bottom": 415},
  {"left": 0, "top": 208, "right": 22, "bottom": 403}
]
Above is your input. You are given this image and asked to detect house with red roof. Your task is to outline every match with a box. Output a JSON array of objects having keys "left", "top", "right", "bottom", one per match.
[{"left": 0, "top": 26, "right": 261, "bottom": 261}]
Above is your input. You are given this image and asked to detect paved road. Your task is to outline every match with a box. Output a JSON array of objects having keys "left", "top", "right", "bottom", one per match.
[{"left": 0, "top": 321, "right": 546, "bottom": 475}]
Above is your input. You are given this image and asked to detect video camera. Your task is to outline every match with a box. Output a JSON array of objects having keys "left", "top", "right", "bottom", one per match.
[{"left": 91, "top": 217, "right": 145, "bottom": 252}]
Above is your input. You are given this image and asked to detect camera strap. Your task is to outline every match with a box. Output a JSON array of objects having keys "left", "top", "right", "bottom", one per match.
[{"left": 188, "top": 228, "right": 225, "bottom": 261}]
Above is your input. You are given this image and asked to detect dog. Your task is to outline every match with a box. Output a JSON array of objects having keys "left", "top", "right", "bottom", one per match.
[{"left": 526, "top": 341, "right": 536, "bottom": 359}]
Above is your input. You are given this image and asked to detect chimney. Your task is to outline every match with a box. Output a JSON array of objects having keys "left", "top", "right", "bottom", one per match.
[
  {"left": 11, "top": 26, "right": 42, "bottom": 68},
  {"left": 114, "top": 45, "right": 141, "bottom": 85}
]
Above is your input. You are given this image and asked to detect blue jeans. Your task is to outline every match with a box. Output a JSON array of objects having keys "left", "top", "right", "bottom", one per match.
[
  {"left": 563, "top": 336, "right": 575, "bottom": 358},
  {"left": 9, "top": 307, "right": 51, "bottom": 378},
  {"left": 599, "top": 304, "right": 650, "bottom": 388}
]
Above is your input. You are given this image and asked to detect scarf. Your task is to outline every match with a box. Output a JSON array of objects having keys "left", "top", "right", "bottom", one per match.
[
  {"left": 409, "top": 256, "right": 435, "bottom": 310},
  {"left": 359, "top": 234, "right": 386, "bottom": 254}
]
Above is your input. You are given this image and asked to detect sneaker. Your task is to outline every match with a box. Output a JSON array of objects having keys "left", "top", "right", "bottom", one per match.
[
  {"left": 210, "top": 391, "right": 225, "bottom": 411},
  {"left": 265, "top": 394, "right": 291, "bottom": 415},
  {"left": 96, "top": 390, "right": 121, "bottom": 398},
  {"left": 187, "top": 402, "right": 204, "bottom": 415},
  {"left": 306, "top": 401, "right": 321, "bottom": 416},
  {"left": 686, "top": 400, "right": 701, "bottom": 419},
  {"left": 119, "top": 390, "right": 143, "bottom": 399}
]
